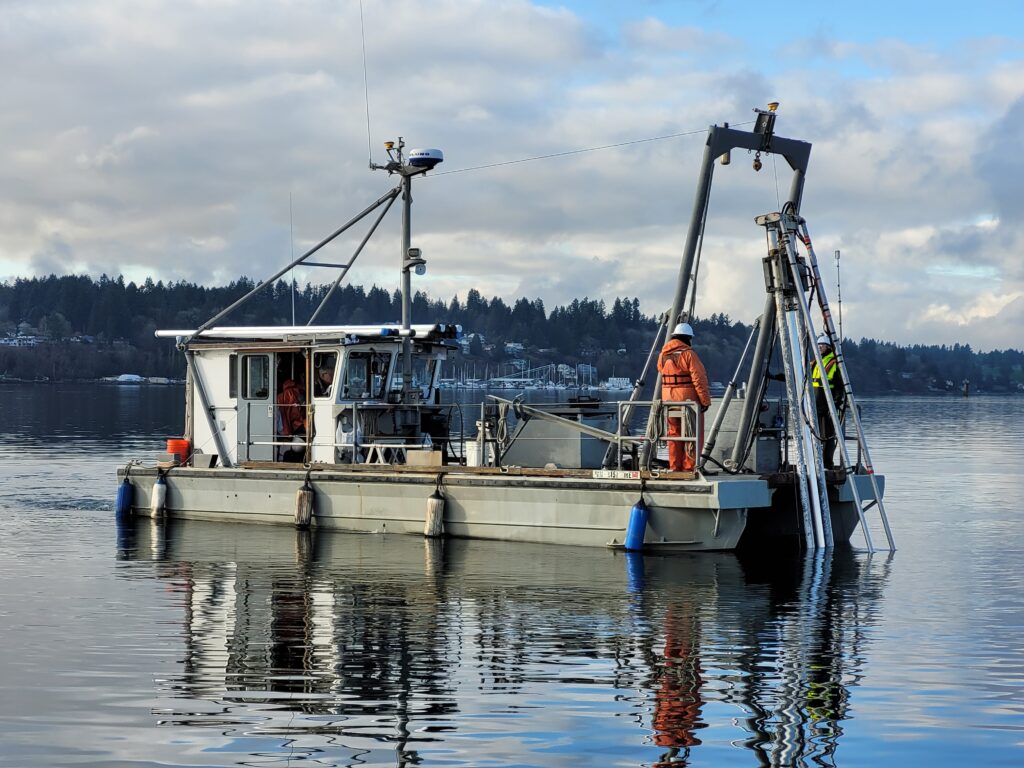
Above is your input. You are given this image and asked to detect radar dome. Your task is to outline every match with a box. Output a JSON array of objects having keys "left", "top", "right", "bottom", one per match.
[{"left": 408, "top": 148, "right": 444, "bottom": 170}]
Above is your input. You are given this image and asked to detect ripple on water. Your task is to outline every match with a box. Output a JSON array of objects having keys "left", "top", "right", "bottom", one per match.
[{"left": 1, "top": 389, "right": 1023, "bottom": 766}]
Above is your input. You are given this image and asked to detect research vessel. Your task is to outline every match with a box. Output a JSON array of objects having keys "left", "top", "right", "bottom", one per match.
[{"left": 117, "top": 110, "right": 893, "bottom": 552}]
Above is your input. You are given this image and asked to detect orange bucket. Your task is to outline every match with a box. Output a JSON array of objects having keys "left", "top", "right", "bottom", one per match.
[{"left": 167, "top": 438, "right": 191, "bottom": 465}]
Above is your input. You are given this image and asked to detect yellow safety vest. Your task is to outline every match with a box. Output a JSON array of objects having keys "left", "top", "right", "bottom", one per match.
[{"left": 812, "top": 351, "right": 839, "bottom": 388}]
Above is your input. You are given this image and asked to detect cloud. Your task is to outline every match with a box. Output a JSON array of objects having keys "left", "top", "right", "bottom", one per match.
[
  {"left": 914, "top": 292, "right": 1024, "bottom": 351},
  {"left": 29, "top": 234, "right": 77, "bottom": 277},
  {"left": 0, "top": 0, "right": 1022, "bottom": 350},
  {"left": 75, "top": 126, "right": 157, "bottom": 169},
  {"left": 977, "top": 94, "right": 1024, "bottom": 224}
]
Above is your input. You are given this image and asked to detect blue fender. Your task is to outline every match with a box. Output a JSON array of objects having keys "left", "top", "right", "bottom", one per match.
[
  {"left": 624, "top": 498, "right": 649, "bottom": 551},
  {"left": 115, "top": 477, "right": 133, "bottom": 518}
]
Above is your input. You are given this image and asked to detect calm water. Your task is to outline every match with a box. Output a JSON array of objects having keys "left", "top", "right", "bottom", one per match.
[{"left": 1, "top": 383, "right": 1022, "bottom": 767}]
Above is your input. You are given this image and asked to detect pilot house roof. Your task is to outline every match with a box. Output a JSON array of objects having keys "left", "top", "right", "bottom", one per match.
[{"left": 155, "top": 323, "right": 463, "bottom": 344}]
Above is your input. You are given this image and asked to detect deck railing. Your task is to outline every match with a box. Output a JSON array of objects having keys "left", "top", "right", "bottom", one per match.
[{"left": 241, "top": 397, "right": 701, "bottom": 471}]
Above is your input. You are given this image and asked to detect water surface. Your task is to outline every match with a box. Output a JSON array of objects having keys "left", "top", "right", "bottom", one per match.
[{"left": 1, "top": 384, "right": 1021, "bottom": 766}]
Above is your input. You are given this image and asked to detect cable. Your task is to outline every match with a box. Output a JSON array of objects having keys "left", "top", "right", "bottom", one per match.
[
  {"left": 440, "top": 401, "right": 466, "bottom": 464},
  {"left": 359, "top": 0, "right": 373, "bottom": 167},
  {"left": 772, "top": 152, "right": 781, "bottom": 210},
  {"left": 453, "top": 401, "right": 466, "bottom": 465},
  {"left": 430, "top": 121, "right": 756, "bottom": 178},
  {"left": 703, "top": 451, "right": 744, "bottom": 475}
]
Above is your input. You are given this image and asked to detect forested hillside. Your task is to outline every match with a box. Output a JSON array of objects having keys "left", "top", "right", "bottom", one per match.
[{"left": 1, "top": 274, "right": 1021, "bottom": 394}]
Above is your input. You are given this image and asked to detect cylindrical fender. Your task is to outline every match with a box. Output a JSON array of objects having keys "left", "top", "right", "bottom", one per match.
[
  {"left": 624, "top": 499, "right": 649, "bottom": 551},
  {"left": 150, "top": 474, "right": 167, "bottom": 518},
  {"left": 424, "top": 489, "right": 445, "bottom": 537}
]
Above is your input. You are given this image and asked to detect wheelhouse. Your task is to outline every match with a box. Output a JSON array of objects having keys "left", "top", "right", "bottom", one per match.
[{"left": 156, "top": 323, "right": 460, "bottom": 467}]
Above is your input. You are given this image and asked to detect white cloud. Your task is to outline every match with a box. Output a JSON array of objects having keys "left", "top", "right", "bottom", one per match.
[
  {"left": 0, "top": 0, "right": 1022, "bottom": 350},
  {"left": 75, "top": 126, "right": 157, "bottom": 169},
  {"left": 920, "top": 290, "right": 1024, "bottom": 325}
]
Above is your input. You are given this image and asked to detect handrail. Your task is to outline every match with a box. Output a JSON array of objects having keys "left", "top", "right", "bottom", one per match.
[
  {"left": 476, "top": 396, "right": 699, "bottom": 471},
  {"left": 245, "top": 395, "right": 702, "bottom": 472}
]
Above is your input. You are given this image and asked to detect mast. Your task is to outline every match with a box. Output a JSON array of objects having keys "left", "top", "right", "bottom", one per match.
[
  {"left": 400, "top": 168, "right": 414, "bottom": 392},
  {"left": 371, "top": 138, "right": 442, "bottom": 401}
]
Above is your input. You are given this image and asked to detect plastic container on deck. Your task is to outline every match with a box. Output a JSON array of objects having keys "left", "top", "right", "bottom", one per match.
[{"left": 166, "top": 438, "right": 191, "bottom": 465}]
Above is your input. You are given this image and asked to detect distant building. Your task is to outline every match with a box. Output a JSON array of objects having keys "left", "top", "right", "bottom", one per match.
[
  {"left": 457, "top": 332, "right": 486, "bottom": 354},
  {"left": 604, "top": 377, "right": 631, "bottom": 390},
  {"left": 0, "top": 334, "right": 43, "bottom": 347}
]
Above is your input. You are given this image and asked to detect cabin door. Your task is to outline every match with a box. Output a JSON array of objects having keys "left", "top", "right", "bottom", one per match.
[{"left": 237, "top": 353, "right": 274, "bottom": 461}]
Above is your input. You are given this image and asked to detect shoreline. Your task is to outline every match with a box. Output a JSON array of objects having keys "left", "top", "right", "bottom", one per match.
[{"left": 0, "top": 376, "right": 1018, "bottom": 396}]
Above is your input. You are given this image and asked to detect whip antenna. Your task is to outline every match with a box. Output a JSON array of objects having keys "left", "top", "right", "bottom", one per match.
[
  {"left": 290, "top": 190, "right": 296, "bottom": 325},
  {"left": 835, "top": 249, "right": 843, "bottom": 344},
  {"left": 359, "top": 0, "right": 374, "bottom": 168}
]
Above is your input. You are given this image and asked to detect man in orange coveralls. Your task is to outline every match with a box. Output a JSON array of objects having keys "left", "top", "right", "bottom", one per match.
[
  {"left": 657, "top": 322, "right": 711, "bottom": 472},
  {"left": 651, "top": 606, "right": 704, "bottom": 765},
  {"left": 277, "top": 379, "right": 306, "bottom": 437}
]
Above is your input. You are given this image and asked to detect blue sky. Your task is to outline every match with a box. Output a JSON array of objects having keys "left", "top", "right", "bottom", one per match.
[
  {"left": 545, "top": 1, "right": 1021, "bottom": 47},
  {"left": 1, "top": 0, "right": 1022, "bottom": 349}
]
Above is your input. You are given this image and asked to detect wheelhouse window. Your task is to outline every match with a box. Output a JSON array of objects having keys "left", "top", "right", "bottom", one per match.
[
  {"left": 228, "top": 353, "right": 238, "bottom": 398},
  {"left": 242, "top": 354, "right": 270, "bottom": 399},
  {"left": 341, "top": 350, "right": 391, "bottom": 400},
  {"left": 391, "top": 354, "right": 438, "bottom": 398},
  {"left": 313, "top": 351, "right": 338, "bottom": 399}
]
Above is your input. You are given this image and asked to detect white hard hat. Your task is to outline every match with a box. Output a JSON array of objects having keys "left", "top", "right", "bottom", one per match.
[
  {"left": 672, "top": 322, "right": 694, "bottom": 337},
  {"left": 816, "top": 334, "right": 832, "bottom": 346}
]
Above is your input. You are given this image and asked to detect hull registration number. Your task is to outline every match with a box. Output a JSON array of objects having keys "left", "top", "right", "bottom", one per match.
[{"left": 591, "top": 470, "right": 641, "bottom": 480}]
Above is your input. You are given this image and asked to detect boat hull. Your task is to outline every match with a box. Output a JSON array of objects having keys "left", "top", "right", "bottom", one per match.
[
  {"left": 739, "top": 473, "right": 885, "bottom": 548},
  {"left": 119, "top": 466, "right": 773, "bottom": 551}
]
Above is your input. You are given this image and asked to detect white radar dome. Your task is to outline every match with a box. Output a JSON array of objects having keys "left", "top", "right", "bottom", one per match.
[{"left": 409, "top": 148, "right": 444, "bottom": 170}]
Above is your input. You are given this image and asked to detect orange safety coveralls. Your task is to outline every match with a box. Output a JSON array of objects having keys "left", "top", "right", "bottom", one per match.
[
  {"left": 278, "top": 379, "right": 306, "bottom": 437},
  {"left": 652, "top": 607, "right": 704, "bottom": 754},
  {"left": 657, "top": 339, "right": 711, "bottom": 472}
]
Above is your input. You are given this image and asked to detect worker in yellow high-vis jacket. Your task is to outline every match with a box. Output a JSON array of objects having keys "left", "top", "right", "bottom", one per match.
[{"left": 811, "top": 335, "right": 844, "bottom": 469}]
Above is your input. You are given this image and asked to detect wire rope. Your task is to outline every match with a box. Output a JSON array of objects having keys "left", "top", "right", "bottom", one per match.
[
  {"left": 430, "top": 121, "right": 756, "bottom": 178},
  {"left": 359, "top": 0, "right": 374, "bottom": 167}
]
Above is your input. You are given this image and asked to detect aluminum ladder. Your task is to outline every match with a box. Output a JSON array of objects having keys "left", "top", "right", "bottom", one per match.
[{"left": 762, "top": 208, "right": 896, "bottom": 552}]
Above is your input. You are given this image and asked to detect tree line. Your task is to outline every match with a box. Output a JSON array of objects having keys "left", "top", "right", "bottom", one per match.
[{"left": 0, "top": 273, "right": 1021, "bottom": 394}]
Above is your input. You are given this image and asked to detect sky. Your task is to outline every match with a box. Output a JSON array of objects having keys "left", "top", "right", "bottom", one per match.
[{"left": 2, "top": 0, "right": 1022, "bottom": 350}]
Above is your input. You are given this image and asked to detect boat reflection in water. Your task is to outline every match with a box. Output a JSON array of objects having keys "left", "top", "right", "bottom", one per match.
[{"left": 117, "top": 519, "right": 890, "bottom": 767}]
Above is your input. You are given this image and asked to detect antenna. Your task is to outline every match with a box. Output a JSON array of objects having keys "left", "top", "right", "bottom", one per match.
[
  {"left": 835, "top": 249, "right": 843, "bottom": 345},
  {"left": 359, "top": 0, "right": 374, "bottom": 168},
  {"left": 290, "top": 191, "right": 296, "bottom": 325}
]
